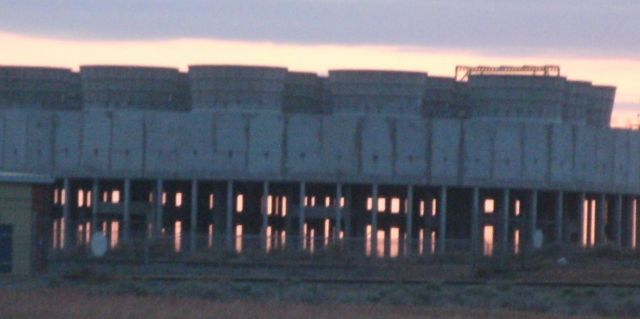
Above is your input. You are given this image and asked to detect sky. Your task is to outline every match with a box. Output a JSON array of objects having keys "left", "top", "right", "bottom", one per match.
[{"left": 0, "top": 1, "right": 639, "bottom": 126}]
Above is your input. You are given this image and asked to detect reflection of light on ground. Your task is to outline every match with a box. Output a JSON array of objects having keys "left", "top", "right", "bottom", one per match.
[
  {"left": 173, "top": 221, "right": 181, "bottom": 252},
  {"left": 514, "top": 229, "right": 520, "bottom": 255},
  {"left": 431, "top": 231, "right": 436, "bottom": 254},
  {"left": 483, "top": 225, "right": 494, "bottom": 256},
  {"left": 365, "top": 224, "right": 372, "bottom": 256},
  {"left": 208, "top": 224, "right": 213, "bottom": 248},
  {"left": 376, "top": 230, "right": 385, "bottom": 258},
  {"left": 235, "top": 224, "right": 243, "bottom": 253},
  {"left": 390, "top": 227, "right": 399, "bottom": 258}
]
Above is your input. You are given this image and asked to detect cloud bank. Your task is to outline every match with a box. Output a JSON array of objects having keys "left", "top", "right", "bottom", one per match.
[{"left": 0, "top": 0, "right": 638, "bottom": 56}]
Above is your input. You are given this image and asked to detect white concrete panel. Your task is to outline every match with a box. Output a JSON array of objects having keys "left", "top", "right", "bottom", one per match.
[
  {"left": 80, "top": 110, "right": 112, "bottom": 173},
  {"left": 285, "top": 114, "right": 323, "bottom": 174},
  {"left": 430, "top": 119, "right": 461, "bottom": 182},
  {"left": 574, "top": 126, "right": 597, "bottom": 184},
  {"left": 462, "top": 120, "right": 493, "bottom": 181},
  {"left": 54, "top": 111, "right": 82, "bottom": 172},
  {"left": 627, "top": 132, "right": 640, "bottom": 189},
  {"left": 25, "top": 111, "right": 54, "bottom": 172},
  {"left": 111, "top": 110, "right": 144, "bottom": 173},
  {"left": 522, "top": 123, "right": 548, "bottom": 182},
  {"left": 549, "top": 125, "right": 574, "bottom": 183},
  {"left": 144, "top": 112, "right": 180, "bottom": 175},
  {"left": 492, "top": 122, "right": 522, "bottom": 181},
  {"left": 322, "top": 115, "right": 359, "bottom": 176},
  {"left": 176, "top": 112, "right": 215, "bottom": 174},
  {"left": 213, "top": 113, "right": 247, "bottom": 172},
  {"left": 361, "top": 116, "right": 393, "bottom": 177},
  {"left": 394, "top": 118, "right": 427, "bottom": 177},
  {"left": 613, "top": 130, "right": 630, "bottom": 188},
  {"left": 248, "top": 114, "right": 284, "bottom": 174},
  {"left": 2, "top": 110, "right": 27, "bottom": 171},
  {"left": 595, "top": 129, "right": 615, "bottom": 186}
]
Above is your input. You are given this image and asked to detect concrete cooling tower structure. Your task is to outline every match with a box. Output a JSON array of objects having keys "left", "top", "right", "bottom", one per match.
[{"left": 0, "top": 64, "right": 631, "bottom": 259}]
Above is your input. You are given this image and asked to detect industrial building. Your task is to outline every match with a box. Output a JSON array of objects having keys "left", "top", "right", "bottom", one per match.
[{"left": 0, "top": 64, "right": 632, "bottom": 261}]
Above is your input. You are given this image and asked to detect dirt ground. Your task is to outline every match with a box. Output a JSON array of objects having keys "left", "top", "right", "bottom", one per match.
[{"left": 0, "top": 288, "right": 610, "bottom": 319}]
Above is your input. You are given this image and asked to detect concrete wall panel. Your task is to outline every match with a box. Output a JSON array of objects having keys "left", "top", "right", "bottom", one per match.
[
  {"left": 595, "top": 129, "right": 615, "bottom": 186},
  {"left": 144, "top": 112, "right": 180, "bottom": 175},
  {"left": 80, "top": 110, "right": 112, "bottom": 173},
  {"left": 613, "top": 130, "right": 630, "bottom": 188},
  {"left": 522, "top": 123, "right": 549, "bottom": 182},
  {"left": 549, "top": 125, "right": 574, "bottom": 184},
  {"left": 492, "top": 122, "right": 522, "bottom": 181},
  {"left": 176, "top": 112, "right": 215, "bottom": 174},
  {"left": 213, "top": 113, "right": 247, "bottom": 173},
  {"left": 394, "top": 118, "right": 427, "bottom": 177},
  {"left": 111, "top": 111, "right": 144, "bottom": 174},
  {"left": 361, "top": 116, "right": 393, "bottom": 177},
  {"left": 322, "top": 115, "right": 359, "bottom": 176},
  {"left": 25, "top": 111, "right": 53, "bottom": 172},
  {"left": 2, "top": 110, "right": 27, "bottom": 171},
  {"left": 462, "top": 120, "right": 493, "bottom": 181},
  {"left": 248, "top": 114, "right": 284, "bottom": 174},
  {"left": 574, "top": 126, "right": 597, "bottom": 184},
  {"left": 628, "top": 132, "right": 640, "bottom": 189},
  {"left": 53, "top": 111, "right": 82, "bottom": 172},
  {"left": 430, "top": 119, "right": 461, "bottom": 182},
  {"left": 285, "top": 114, "right": 323, "bottom": 174}
]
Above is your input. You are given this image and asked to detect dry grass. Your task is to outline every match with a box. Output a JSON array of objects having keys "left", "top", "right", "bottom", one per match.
[{"left": 0, "top": 288, "right": 609, "bottom": 319}]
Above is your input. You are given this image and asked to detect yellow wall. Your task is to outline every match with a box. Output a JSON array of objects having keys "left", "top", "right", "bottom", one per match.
[{"left": 0, "top": 183, "right": 33, "bottom": 276}]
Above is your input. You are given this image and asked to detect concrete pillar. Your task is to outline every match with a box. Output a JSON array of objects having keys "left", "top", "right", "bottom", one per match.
[
  {"left": 500, "top": 189, "right": 510, "bottom": 257},
  {"left": 628, "top": 197, "right": 637, "bottom": 249},
  {"left": 62, "top": 178, "right": 71, "bottom": 250},
  {"left": 190, "top": 180, "right": 198, "bottom": 253},
  {"left": 123, "top": 179, "right": 131, "bottom": 242},
  {"left": 528, "top": 190, "right": 538, "bottom": 251},
  {"left": 261, "top": 181, "right": 269, "bottom": 237},
  {"left": 438, "top": 186, "right": 447, "bottom": 254},
  {"left": 371, "top": 183, "right": 379, "bottom": 250},
  {"left": 91, "top": 179, "right": 99, "bottom": 233},
  {"left": 555, "top": 191, "right": 563, "bottom": 244},
  {"left": 298, "top": 182, "right": 306, "bottom": 250},
  {"left": 405, "top": 185, "right": 414, "bottom": 253},
  {"left": 596, "top": 193, "right": 606, "bottom": 245},
  {"left": 470, "top": 187, "right": 480, "bottom": 256},
  {"left": 614, "top": 194, "right": 622, "bottom": 247},
  {"left": 225, "top": 181, "right": 234, "bottom": 250},
  {"left": 578, "top": 192, "right": 586, "bottom": 248},
  {"left": 335, "top": 183, "right": 343, "bottom": 239},
  {"left": 154, "top": 179, "right": 163, "bottom": 236}
]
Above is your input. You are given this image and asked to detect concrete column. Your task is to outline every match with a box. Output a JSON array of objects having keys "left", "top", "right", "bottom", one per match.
[
  {"left": 578, "top": 192, "right": 586, "bottom": 248},
  {"left": 154, "top": 179, "right": 163, "bottom": 236},
  {"left": 91, "top": 179, "right": 99, "bottom": 233},
  {"left": 470, "top": 187, "right": 480, "bottom": 256},
  {"left": 335, "top": 183, "right": 343, "bottom": 239},
  {"left": 596, "top": 194, "right": 606, "bottom": 245},
  {"left": 405, "top": 185, "right": 414, "bottom": 253},
  {"left": 298, "top": 182, "right": 306, "bottom": 250},
  {"left": 555, "top": 191, "right": 563, "bottom": 244},
  {"left": 614, "top": 194, "right": 622, "bottom": 247},
  {"left": 190, "top": 180, "right": 198, "bottom": 253},
  {"left": 123, "top": 179, "right": 131, "bottom": 242},
  {"left": 225, "top": 181, "right": 234, "bottom": 250},
  {"left": 438, "top": 186, "right": 447, "bottom": 254},
  {"left": 371, "top": 183, "right": 379, "bottom": 250},
  {"left": 261, "top": 181, "right": 269, "bottom": 237},
  {"left": 500, "top": 189, "right": 510, "bottom": 257},
  {"left": 625, "top": 196, "right": 634, "bottom": 249},
  {"left": 528, "top": 190, "right": 538, "bottom": 251},
  {"left": 62, "top": 178, "right": 71, "bottom": 250}
]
